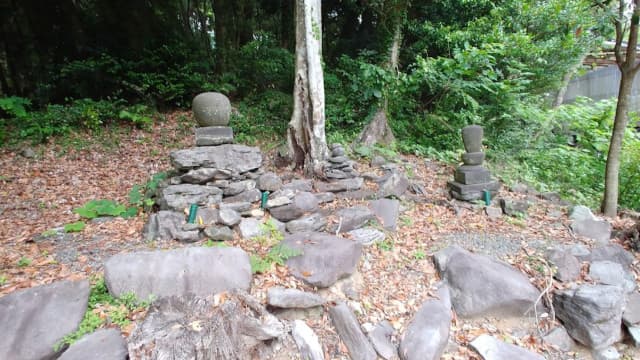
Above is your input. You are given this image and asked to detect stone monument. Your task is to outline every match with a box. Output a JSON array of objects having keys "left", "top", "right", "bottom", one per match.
[
  {"left": 448, "top": 125, "right": 500, "bottom": 201},
  {"left": 192, "top": 92, "right": 234, "bottom": 146}
]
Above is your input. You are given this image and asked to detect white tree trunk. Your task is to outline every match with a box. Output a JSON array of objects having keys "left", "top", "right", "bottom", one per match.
[{"left": 287, "top": 0, "right": 328, "bottom": 176}]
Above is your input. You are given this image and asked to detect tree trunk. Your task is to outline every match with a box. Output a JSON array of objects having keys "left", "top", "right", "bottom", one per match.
[
  {"left": 287, "top": 0, "right": 328, "bottom": 177},
  {"left": 603, "top": 70, "right": 635, "bottom": 216},
  {"left": 602, "top": 0, "right": 640, "bottom": 217},
  {"left": 553, "top": 68, "right": 576, "bottom": 108}
]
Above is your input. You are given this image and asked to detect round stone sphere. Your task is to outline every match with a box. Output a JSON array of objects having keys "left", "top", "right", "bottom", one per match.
[{"left": 192, "top": 92, "right": 231, "bottom": 127}]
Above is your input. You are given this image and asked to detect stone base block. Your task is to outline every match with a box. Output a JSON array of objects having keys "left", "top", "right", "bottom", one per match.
[
  {"left": 195, "top": 126, "right": 234, "bottom": 146},
  {"left": 448, "top": 180, "right": 500, "bottom": 201},
  {"left": 454, "top": 165, "right": 491, "bottom": 184},
  {"left": 462, "top": 152, "right": 485, "bottom": 165}
]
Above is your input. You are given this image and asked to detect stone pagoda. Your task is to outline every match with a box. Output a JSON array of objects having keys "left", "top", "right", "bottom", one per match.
[{"left": 448, "top": 125, "right": 500, "bottom": 201}]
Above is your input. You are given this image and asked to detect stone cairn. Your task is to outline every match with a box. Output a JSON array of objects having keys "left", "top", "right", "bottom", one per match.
[
  {"left": 324, "top": 143, "right": 359, "bottom": 180},
  {"left": 448, "top": 125, "right": 500, "bottom": 201},
  {"left": 144, "top": 92, "right": 367, "bottom": 242}
]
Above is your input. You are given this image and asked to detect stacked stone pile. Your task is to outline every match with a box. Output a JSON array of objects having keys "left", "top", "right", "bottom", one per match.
[
  {"left": 325, "top": 143, "right": 359, "bottom": 179},
  {"left": 448, "top": 125, "right": 500, "bottom": 201}
]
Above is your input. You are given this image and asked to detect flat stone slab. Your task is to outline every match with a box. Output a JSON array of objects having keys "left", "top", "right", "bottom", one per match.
[
  {"left": 329, "top": 302, "right": 377, "bottom": 360},
  {"left": 470, "top": 334, "right": 545, "bottom": 360},
  {"left": 283, "top": 232, "right": 363, "bottom": 288},
  {"left": 332, "top": 206, "right": 376, "bottom": 233},
  {"left": 158, "top": 184, "right": 222, "bottom": 211},
  {"left": 448, "top": 180, "right": 500, "bottom": 201},
  {"left": 170, "top": 144, "right": 262, "bottom": 172},
  {"left": 286, "top": 213, "right": 327, "bottom": 233},
  {"left": 104, "top": 247, "right": 251, "bottom": 299},
  {"left": 433, "top": 245, "right": 541, "bottom": 318},
  {"left": 0, "top": 280, "right": 90, "bottom": 360},
  {"left": 292, "top": 320, "right": 325, "bottom": 360},
  {"left": 367, "top": 321, "right": 398, "bottom": 360},
  {"left": 180, "top": 167, "right": 233, "bottom": 183},
  {"left": 59, "top": 329, "right": 128, "bottom": 360},
  {"left": 267, "top": 287, "right": 325, "bottom": 308},
  {"left": 554, "top": 284, "right": 624, "bottom": 349},
  {"left": 400, "top": 284, "right": 451, "bottom": 360},
  {"left": 195, "top": 126, "right": 233, "bottom": 146},
  {"left": 315, "top": 177, "right": 363, "bottom": 193},
  {"left": 347, "top": 227, "right": 386, "bottom": 246}
]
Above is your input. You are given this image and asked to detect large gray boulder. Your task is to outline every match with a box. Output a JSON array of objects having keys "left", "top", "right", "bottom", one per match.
[
  {"left": 170, "top": 145, "right": 262, "bottom": 172},
  {"left": 192, "top": 92, "right": 231, "bottom": 127},
  {"left": 470, "top": 334, "right": 545, "bottom": 360},
  {"left": 399, "top": 284, "right": 451, "bottom": 360},
  {"left": 104, "top": 247, "right": 251, "bottom": 299},
  {"left": 158, "top": 184, "right": 222, "bottom": 211},
  {"left": 554, "top": 284, "right": 624, "bottom": 349},
  {"left": 569, "top": 206, "right": 611, "bottom": 244},
  {"left": 589, "top": 260, "right": 636, "bottom": 293},
  {"left": 369, "top": 198, "right": 400, "bottom": 231},
  {"left": 269, "top": 191, "right": 319, "bottom": 222},
  {"left": 590, "top": 244, "right": 634, "bottom": 268},
  {"left": 378, "top": 171, "right": 409, "bottom": 198},
  {"left": 547, "top": 248, "right": 581, "bottom": 282},
  {"left": 58, "top": 329, "right": 128, "bottom": 360},
  {"left": 0, "top": 280, "right": 90, "bottom": 360},
  {"left": 283, "top": 232, "right": 363, "bottom": 288},
  {"left": 433, "top": 245, "right": 541, "bottom": 318}
]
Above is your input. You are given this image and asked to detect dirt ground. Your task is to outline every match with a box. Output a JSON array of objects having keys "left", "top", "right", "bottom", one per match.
[{"left": 1, "top": 112, "right": 638, "bottom": 359}]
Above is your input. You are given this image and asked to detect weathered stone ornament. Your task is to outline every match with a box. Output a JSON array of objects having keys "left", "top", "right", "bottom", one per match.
[
  {"left": 192, "top": 92, "right": 231, "bottom": 127},
  {"left": 448, "top": 125, "right": 500, "bottom": 201}
]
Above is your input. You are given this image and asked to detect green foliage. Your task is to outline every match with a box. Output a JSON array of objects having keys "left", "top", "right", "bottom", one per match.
[
  {"left": 0, "top": 274, "right": 7, "bottom": 286},
  {"left": 0, "top": 96, "right": 31, "bottom": 118},
  {"left": 118, "top": 104, "right": 153, "bottom": 128},
  {"left": 58, "top": 277, "right": 153, "bottom": 348},
  {"left": 233, "top": 91, "right": 291, "bottom": 144},
  {"left": 64, "top": 221, "right": 86, "bottom": 233},
  {"left": 413, "top": 249, "right": 426, "bottom": 260},
  {"left": 232, "top": 33, "right": 295, "bottom": 95},
  {"left": 494, "top": 98, "right": 640, "bottom": 210},
  {"left": 74, "top": 199, "right": 127, "bottom": 219},
  {"left": 251, "top": 243, "right": 302, "bottom": 274},
  {"left": 17, "top": 257, "right": 32, "bottom": 267},
  {"left": 0, "top": 97, "right": 157, "bottom": 145},
  {"left": 128, "top": 172, "right": 168, "bottom": 213},
  {"left": 204, "top": 239, "right": 228, "bottom": 248}
]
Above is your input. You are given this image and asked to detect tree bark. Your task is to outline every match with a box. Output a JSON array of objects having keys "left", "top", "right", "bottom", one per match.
[
  {"left": 287, "top": 0, "right": 328, "bottom": 177},
  {"left": 602, "top": 0, "right": 640, "bottom": 217}
]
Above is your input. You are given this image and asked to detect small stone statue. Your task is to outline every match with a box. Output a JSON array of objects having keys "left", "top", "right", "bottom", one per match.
[
  {"left": 448, "top": 125, "right": 499, "bottom": 201},
  {"left": 192, "top": 92, "right": 234, "bottom": 146}
]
